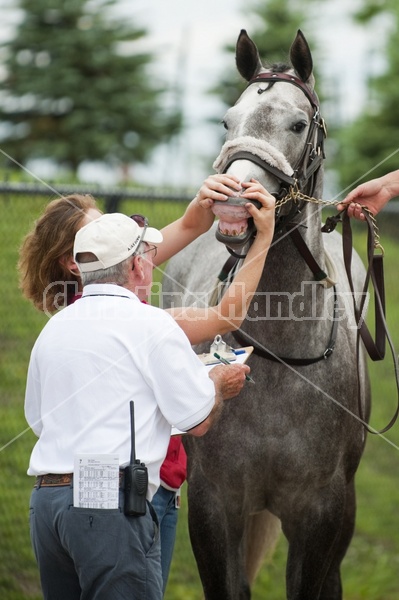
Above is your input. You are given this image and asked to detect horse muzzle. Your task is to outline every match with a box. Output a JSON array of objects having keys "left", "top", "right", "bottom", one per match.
[{"left": 212, "top": 197, "right": 260, "bottom": 246}]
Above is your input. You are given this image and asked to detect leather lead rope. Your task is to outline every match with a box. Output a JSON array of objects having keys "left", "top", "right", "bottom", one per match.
[
  {"left": 341, "top": 209, "right": 399, "bottom": 434},
  {"left": 341, "top": 210, "right": 385, "bottom": 359}
]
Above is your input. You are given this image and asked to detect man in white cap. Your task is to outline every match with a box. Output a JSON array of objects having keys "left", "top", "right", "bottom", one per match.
[{"left": 24, "top": 213, "right": 250, "bottom": 600}]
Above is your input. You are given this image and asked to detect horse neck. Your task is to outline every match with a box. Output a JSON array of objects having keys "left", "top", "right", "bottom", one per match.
[
  {"left": 251, "top": 200, "right": 331, "bottom": 344},
  {"left": 259, "top": 200, "right": 325, "bottom": 293}
]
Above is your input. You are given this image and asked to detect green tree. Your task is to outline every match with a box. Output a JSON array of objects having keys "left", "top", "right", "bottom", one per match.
[
  {"left": 0, "top": 0, "right": 181, "bottom": 173},
  {"left": 334, "top": 0, "right": 399, "bottom": 190}
]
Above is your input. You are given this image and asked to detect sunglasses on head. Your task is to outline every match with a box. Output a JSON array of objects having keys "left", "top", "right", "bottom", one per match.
[
  {"left": 129, "top": 214, "right": 149, "bottom": 254},
  {"left": 129, "top": 214, "right": 148, "bottom": 228}
]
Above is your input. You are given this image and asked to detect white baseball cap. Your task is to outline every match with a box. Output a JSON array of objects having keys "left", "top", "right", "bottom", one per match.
[{"left": 73, "top": 213, "right": 163, "bottom": 273}]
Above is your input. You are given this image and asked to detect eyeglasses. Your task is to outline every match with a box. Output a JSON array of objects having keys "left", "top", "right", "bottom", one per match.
[
  {"left": 140, "top": 244, "right": 158, "bottom": 259},
  {"left": 129, "top": 214, "right": 148, "bottom": 253}
]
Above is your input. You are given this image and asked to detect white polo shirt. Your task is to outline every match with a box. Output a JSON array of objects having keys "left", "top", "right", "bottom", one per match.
[{"left": 25, "top": 283, "right": 215, "bottom": 499}]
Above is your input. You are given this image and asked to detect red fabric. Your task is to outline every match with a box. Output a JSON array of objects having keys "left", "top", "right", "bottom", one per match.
[
  {"left": 160, "top": 436, "right": 187, "bottom": 489},
  {"left": 69, "top": 292, "right": 82, "bottom": 305}
]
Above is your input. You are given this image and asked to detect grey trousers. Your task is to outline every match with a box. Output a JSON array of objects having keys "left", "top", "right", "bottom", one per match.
[{"left": 29, "top": 484, "right": 162, "bottom": 600}]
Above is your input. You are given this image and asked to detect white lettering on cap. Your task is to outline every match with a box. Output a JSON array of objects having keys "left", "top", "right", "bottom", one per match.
[{"left": 127, "top": 234, "right": 141, "bottom": 252}]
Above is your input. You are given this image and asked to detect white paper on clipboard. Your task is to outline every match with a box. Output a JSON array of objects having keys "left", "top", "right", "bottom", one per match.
[{"left": 171, "top": 346, "right": 253, "bottom": 436}]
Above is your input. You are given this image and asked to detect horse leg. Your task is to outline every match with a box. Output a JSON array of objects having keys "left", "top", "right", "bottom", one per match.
[
  {"left": 283, "top": 479, "right": 347, "bottom": 600},
  {"left": 244, "top": 510, "right": 281, "bottom": 585},
  {"left": 187, "top": 482, "right": 250, "bottom": 600},
  {"left": 317, "top": 477, "right": 357, "bottom": 600}
]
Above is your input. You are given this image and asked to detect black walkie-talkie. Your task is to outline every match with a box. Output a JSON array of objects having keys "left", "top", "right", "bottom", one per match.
[{"left": 124, "top": 400, "right": 148, "bottom": 516}]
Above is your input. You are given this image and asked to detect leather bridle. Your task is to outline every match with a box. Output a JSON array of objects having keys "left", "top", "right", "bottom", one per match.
[
  {"left": 225, "top": 72, "right": 327, "bottom": 202},
  {"left": 214, "top": 71, "right": 337, "bottom": 362},
  {"left": 218, "top": 71, "right": 327, "bottom": 249}
]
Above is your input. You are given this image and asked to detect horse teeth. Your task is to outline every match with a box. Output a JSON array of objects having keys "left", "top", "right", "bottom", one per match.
[{"left": 220, "top": 226, "right": 246, "bottom": 236}]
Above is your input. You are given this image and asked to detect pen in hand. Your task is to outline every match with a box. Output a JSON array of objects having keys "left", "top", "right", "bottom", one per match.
[{"left": 213, "top": 352, "right": 255, "bottom": 384}]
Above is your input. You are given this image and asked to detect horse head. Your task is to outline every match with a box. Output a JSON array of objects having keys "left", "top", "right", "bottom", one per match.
[{"left": 212, "top": 29, "right": 327, "bottom": 247}]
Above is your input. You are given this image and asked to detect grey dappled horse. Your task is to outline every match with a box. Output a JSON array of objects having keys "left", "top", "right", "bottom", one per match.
[{"left": 163, "top": 30, "right": 370, "bottom": 600}]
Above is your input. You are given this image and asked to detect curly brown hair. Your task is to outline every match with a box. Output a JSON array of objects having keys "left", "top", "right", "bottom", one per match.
[{"left": 18, "top": 194, "right": 100, "bottom": 313}]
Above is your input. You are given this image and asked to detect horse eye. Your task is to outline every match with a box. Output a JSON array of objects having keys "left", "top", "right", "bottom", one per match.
[
  {"left": 222, "top": 120, "right": 228, "bottom": 130},
  {"left": 292, "top": 121, "right": 307, "bottom": 133}
]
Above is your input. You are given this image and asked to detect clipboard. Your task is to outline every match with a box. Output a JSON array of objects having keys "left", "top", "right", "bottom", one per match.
[
  {"left": 197, "top": 346, "right": 253, "bottom": 367},
  {"left": 171, "top": 345, "right": 254, "bottom": 436}
]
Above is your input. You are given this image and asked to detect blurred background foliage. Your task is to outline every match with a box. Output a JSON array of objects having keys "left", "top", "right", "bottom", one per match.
[
  {"left": 334, "top": 0, "right": 399, "bottom": 188},
  {"left": 0, "top": 0, "right": 182, "bottom": 173}
]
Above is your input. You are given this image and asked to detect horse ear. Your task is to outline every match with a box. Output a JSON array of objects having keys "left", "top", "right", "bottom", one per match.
[
  {"left": 236, "top": 29, "right": 263, "bottom": 82},
  {"left": 290, "top": 30, "right": 313, "bottom": 84}
]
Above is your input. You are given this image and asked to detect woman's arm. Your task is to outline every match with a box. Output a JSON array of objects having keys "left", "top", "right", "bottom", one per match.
[
  {"left": 154, "top": 174, "right": 241, "bottom": 265},
  {"left": 167, "top": 180, "right": 275, "bottom": 346}
]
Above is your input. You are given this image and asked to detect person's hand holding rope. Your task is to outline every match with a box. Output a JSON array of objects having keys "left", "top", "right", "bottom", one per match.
[{"left": 337, "top": 169, "right": 399, "bottom": 220}]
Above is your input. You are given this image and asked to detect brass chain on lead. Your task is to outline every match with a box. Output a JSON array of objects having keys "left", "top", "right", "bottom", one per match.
[{"left": 278, "top": 183, "right": 384, "bottom": 254}]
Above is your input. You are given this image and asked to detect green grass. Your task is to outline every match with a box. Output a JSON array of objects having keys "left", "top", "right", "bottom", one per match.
[{"left": 2, "top": 195, "right": 399, "bottom": 599}]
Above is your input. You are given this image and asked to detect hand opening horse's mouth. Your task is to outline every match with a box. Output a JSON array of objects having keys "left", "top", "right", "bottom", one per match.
[
  {"left": 212, "top": 136, "right": 294, "bottom": 246},
  {"left": 212, "top": 196, "right": 260, "bottom": 246}
]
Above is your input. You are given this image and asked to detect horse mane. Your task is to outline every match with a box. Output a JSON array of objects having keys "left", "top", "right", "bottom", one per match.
[
  {"left": 268, "top": 62, "right": 291, "bottom": 73},
  {"left": 257, "top": 63, "right": 292, "bottom": 93}
]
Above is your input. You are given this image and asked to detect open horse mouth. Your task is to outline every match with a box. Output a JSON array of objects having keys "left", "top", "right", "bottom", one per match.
[
  {"left": 212, "top": 136, "right": 294, "bottom": 246},
  {"left": 212, "top": 197, "right": 256, "bottom": 245}
]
